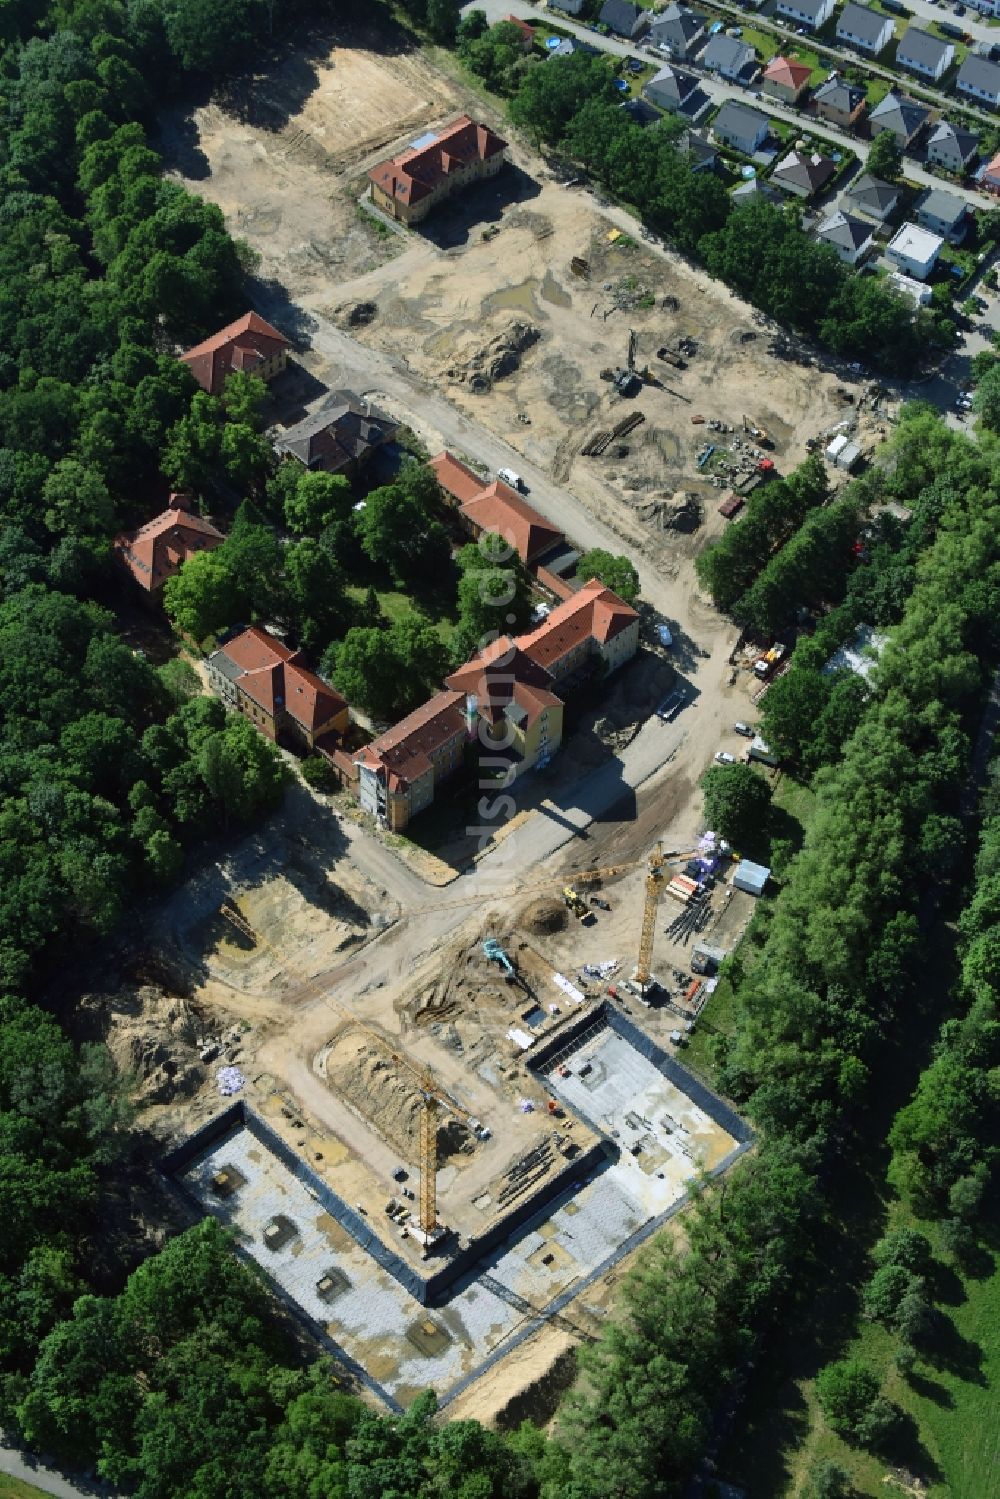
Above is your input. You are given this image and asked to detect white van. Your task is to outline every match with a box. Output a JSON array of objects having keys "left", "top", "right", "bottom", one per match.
[{"left": 498, "top": 467, "right": 524, "bottom": 491}]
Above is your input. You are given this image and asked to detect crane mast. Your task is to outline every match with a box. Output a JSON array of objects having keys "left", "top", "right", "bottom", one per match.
[{"left": 635, "top": 844, "right": 666, "bottom": 990}]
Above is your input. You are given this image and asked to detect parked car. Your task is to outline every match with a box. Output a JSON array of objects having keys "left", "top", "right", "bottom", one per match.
[
  {"left": 714, "top": 750, "right": 736, "bottom": 764},
  {"left": 734, "top": 720, "right": 753, "bottom": 737},
  {"left": 497, "top": 467, "right": 524, "bottom": 491}
]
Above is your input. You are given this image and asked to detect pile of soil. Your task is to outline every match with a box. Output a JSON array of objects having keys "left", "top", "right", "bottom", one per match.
[{"left": 444, "top": 319, "right": 540, "bottom": 392}]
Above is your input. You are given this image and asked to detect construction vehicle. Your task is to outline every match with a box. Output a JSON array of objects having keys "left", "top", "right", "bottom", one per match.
[
  {"left": 218, "top": 902, "right": 477, "bottom": 1252},
  {"left": 563, "top": 886, "right": 589, "bottom": 919},
  {"left": 742, "top": 414, "right": 772, "bottom": 447},
  {"left": 752, "top": 643, "right": 786, "bottom": 680},
  {"left": 482, "top": 937, "right": 516, "bottom": 982},
  {"left": 657, "top": 345, "right": 686, "bottom": 370}
]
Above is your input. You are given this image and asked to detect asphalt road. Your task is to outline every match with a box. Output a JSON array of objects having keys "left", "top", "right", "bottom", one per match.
[
  {"left": 476, "top": 0, "right": 999, "bottom": 210},
  {"left": 0, "top": 1444, "right": 115, "bottom": 1499}
]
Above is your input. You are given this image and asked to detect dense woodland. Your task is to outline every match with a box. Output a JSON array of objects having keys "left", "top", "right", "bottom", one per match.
[{"left": 0, "top": 0, "right": 998, "bottom": 1494}]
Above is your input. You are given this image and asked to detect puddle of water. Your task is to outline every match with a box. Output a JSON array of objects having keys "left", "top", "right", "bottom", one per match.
[
  {"left": 482, "top": 278, "right": 539, "bottom": 316},
  {"left": 540, "top": 270, "right": 571, "bottom": 308}
]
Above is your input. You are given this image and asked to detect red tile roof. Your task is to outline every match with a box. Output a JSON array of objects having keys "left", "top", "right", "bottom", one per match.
[
  {"left": 461, "top": 484, "right": 563, "bottom": 565},
  {"left": 180, "top": 312, "right": 290, "bottom": 396},
  {"left": 983, "top": 151, "right": 1000, "bottom": 186},
  {"left": 516, "top": 579, "right": 639, "bottom": 671},
  {"left": 503, "top": 13, "right": 535, "bottom": 39},
  {"left": 430, "top": 450, "right": 565, "bottom": 564},
  {"left": 763, "top": 55, "right": 812, "bottom": 90},
  {"left": 429, "top": 451, "right": 487, "bottom": 506},
  {"left": 217, "top": 627, "right": 346, "bottom": 734},
  {"left": 368, "top": 116, "right": 507, "bottom": 209},
  {"left": 114, "top": 499, "right": 224, "bottom": 591},
  {"left": 446, "top": 636, "right": 561, "bottom": 728},
  {"left": 356, "top": 690, "right": 466, "bottom": 790}
]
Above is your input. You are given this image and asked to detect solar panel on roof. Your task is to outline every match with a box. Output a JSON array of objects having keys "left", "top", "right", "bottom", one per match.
[{"left": 408, "top": 130, "right": 439, "bottom": 151}]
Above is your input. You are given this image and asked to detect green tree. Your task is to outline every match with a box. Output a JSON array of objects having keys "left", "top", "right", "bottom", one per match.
[
  {"left": 327, "top": 615, "right": 448, "bottom": 721},
  {"left": 42, "top": 458, "right": 116, "bottom": 537},
  {"left": 815, "top": 1359, "right": 880, "bottom": 1442},
  {"left": 867, "top": 131, "right": 903, "bottom": 182},
  {"left": 162, "top": 549, "right": 240, "bottom": 641},
  {"left": 426, "top": 0, "right": 462, "bottom": 44},
  {"left": 700, "top": 762, "right": 772, "bottom": 847},
  {"left": 575, "top": 548, "right": 640, "bottom": 605},
  {"left": 357, "top": 482, "right": 451, "bottom": 589},
  {"left": 284, "top": 472, "right": 352, "bottom": 536},
  {"left": 452, "top": 533, "right": 534, "bottom": 662},
  {"left": 972, "top": 361, "right": 1000, "bottom": 433}
]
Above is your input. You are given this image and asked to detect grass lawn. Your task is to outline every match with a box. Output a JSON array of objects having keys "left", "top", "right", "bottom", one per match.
[
  {"left": 789, "top": 47, "right": 833, "bottom": 88},
  {"left": 732, "top": 1219, "right": 1000, "bottom": 1499},
  {"left": 0, "top": 1478, "right": 51, "bottom": 1499},
  {"left": 739, "top": 24, "right": 783, "bottom": 63},
  {"left": 345, "top": 585, "right": 457, "bottom": 646},
  {"left": 865, "top": 74, "right": 893, "bottom": 107}
]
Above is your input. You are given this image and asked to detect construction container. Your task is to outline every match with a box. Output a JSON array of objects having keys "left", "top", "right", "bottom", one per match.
[
  {"left": 733, "top": 859, "right": 770, "bottom": 897},
  {"left": 719, "top": 493, "right": 744, "bottom": 519}
]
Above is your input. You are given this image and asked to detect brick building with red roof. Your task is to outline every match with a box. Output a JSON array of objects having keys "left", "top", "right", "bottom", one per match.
[
  {"left": 207, "top": 626, "right": 349, "bottom": 751},
  {"left": 354, "top": 581, "right": 638, "bottom": 830},
  {"left": 367, "top": 116, "right": 507, "bottom": 226},
  {"left": 430, "top": 451, "right": 566, "bottom": 569},
  {"left": 114, "top": 495, "right": 224, "bottom": 596},
  {"left": 180, "top": 312, "right": 290, "bottom": 396}
]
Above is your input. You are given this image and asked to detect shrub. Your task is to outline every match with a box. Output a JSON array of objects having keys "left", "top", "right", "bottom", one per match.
[{"left": 816, "top": 1359, "right": 879, "bottom": 1442}]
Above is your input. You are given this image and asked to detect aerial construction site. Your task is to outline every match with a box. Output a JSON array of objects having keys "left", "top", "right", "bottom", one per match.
[{"left": 147, "top": 818, "right": 754, "bottom": 1419}]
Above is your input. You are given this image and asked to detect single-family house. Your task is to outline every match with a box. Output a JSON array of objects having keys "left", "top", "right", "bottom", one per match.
[
  {"left": 761, "top": 55, "right": 813, "bottom": 104},
  {"left": 445, "top": 638, "right": 564, "bottom": 780},
  {"left": 114, "top": 495, "right": 224, "bottom": 597},
  {"left": 179, "top": 312, "right": 290, "bottom": 396},
  {"left": 643, "top": 64, "right": 712, "bottom": 120},
  {"left": 836, "top": 3, "right": 894, "bottom": 55},
  {"left": 274, "top": 390, "right": 397, "bottom": 475},
  {"left": 620, "top": 98, "right": 663, "bottom": 127},
  {"left": 355, "top": 690, "right": 467, "bottom": 830},
  {"left": 775, "top": 0, "right": 835, "bottom": 30},
  {"left": 869, "top": 89, "right": 930, "bottom": 148},
  {"left": 812, "top": 75, "right": 867, "bottom": 128},
  {"left": 368, "top": 116, "right": 507, "bottom": 225},
  {"left": 772, "top": 148, "right": 836, "bottom": 198},
  {"left": 982, "top": 150, "right": 1000, "bottom": 195},
  {"left": 885, "top": 221, "right": 944, "bottom": 280},
  {"left": 676, "top": 127, "right": 718, "bottom": 172},
  {"left": 926, "top": 120, "right": 979, "bottom": 173},
  {"left": 843, "top": 172, "right": 901, "bottom": 221},
  {"left": 207, "top": 626, "right": 349, "bottom": 751},
  {"left": 546, "top": 37, "right": 597, "bottom": 60},
  {"left": 956, "top": 55, "right": 1000, "bottom": 107},
  {"left": 732, "top": 176, "right": 785, "bottom": 206},
  {"left": 546, "top": 0, "right": 585, "bottom": 14},
  {"left": 501, "top": 14, "right": 534, "bottom": 51},
  {"left": 598, "top": 0, "right": 650, "bottom": 39},
  {"left": 890, "top": 271, "right": 933, "bottom": 307},
  {"left": 648, "top": 5, "right": 706, "bottom": 60},
  {"left": 712, "top": 100, "right": 771, "bottom": 154},
  {"left": 915, "top": 187, "right": 968, "bottom": 244},
  {"left": 896, "top": 26, "right": 954, "bottom": 82},
  {"left": 815, "top": 210, "right": 876, "bottom": 264},
  {"left": 702, "top": 34, "right": 757, "bottom": 83}
]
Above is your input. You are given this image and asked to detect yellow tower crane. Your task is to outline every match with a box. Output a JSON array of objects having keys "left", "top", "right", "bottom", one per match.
[{"left": 218, "top": 902, "right": 474, "bottom": 1245}]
